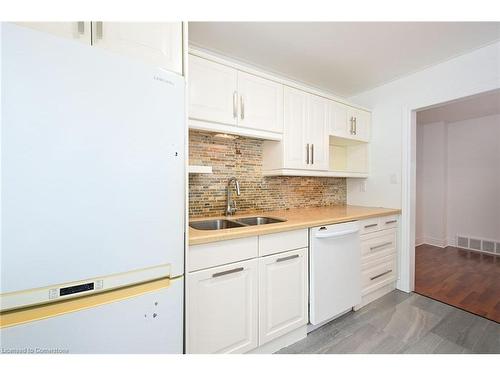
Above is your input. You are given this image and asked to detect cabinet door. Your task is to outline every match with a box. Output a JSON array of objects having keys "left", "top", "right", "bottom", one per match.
[
  {"left": 237, "top": 71, "right": 283, "bottom": 133},
  {"left": 92, "top": 22, "right": 182, "bottom": 74},
  {"left": 307, "top": 94, "right": 330, "bottom": 171},
  {"left": 347, "top": 108, "right": 371, "bottom": 142},
  {"left": 186, "top": 259, "right": 258, "bottom": 354},
  {"left": 188, "top": 55, "right": 238, "bottom": 126},
  {"left": 15, "top": 22, "right": 91, "bottom": 45},
  {"left": 259, "top": 248, "right": 308, "bottom": 345},
  {"left": 283, "top": 87, "right": 308, "bottom": 169},
  {"left": 329, "top": 101, "right": 349, "bottom": 138}
]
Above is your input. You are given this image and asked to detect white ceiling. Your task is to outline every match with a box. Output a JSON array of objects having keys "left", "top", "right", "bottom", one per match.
[
  {"left": 417, "top": 90, "right": 500, "bottom": 125},
  {"left": 188, "top": 22, "right": 500, "bottom": 97}
]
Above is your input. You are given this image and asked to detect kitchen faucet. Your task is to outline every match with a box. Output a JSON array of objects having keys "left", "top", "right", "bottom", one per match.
[{"left": 225, "top": 177, "right": 241, "bottom": 216}]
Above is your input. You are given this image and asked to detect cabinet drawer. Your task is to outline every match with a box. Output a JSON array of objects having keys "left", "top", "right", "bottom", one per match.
[
  {"left": 379, "top": 215, "right": 398, "bottom": 231},
  {"left": 361, "top": 255, "right": 397, "bottom": 295},
  {"left": 361, "top": 229, "right": 397, "bottom": 263},
  {"left": 359, "top": 217, "right": 381, "bottom": 235},
  {"left": 188, "top": 236, "right": 258, "bottom": 272},
  {"left": 258, "top": 229, "right": 308, "bottom": 257}
]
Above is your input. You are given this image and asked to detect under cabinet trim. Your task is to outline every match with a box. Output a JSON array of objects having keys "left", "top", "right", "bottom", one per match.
[{"left": 189, "top": 118, "right": 283, "bottom": 141}]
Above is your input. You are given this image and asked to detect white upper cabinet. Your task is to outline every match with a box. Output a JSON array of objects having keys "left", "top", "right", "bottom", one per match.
[
  {"left": 347, "top": 107, "right": 371, "bottom": 142},
  {"left": 283, "top": 87, "right": 308, "bottom": 169},
  {"left": 189, "top": 55, "right": 238, "bottom": 126},
  {"left": 186, "top": 259, "right": 258, "bottom": 354},
  {"left": 275, "top": 87, "right": 328, "bottom": 171},
  {"left": 307, "top": 94, "right": 329, "bottom": 171},
  {"left": 91, "top": 22, "right": 183, "bottom": 75},
  {"left": 259, "top": 248, "right": 308, "bottom": 345},
  {"left": 329, "top": 101, "right": 350, "bottom": 139},
  {"left": 237, "top": 71, "right": 284, "bottom": 133},
  {"left": 14, "top": 22, "right": 183, "bottom": 75},
  {"left": 330, "top": 104, "right": 370, "bottom": 142},
  {"left": 188, "top": 54, "right": 284, "bottom": 138},
  {"left": 16, "top": 22, "right": 92, "bottom": 45}
]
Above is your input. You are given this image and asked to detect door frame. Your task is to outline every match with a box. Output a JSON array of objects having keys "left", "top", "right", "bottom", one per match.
[{"left": 399, "top": 89, "right": 500, "bottom": 293}]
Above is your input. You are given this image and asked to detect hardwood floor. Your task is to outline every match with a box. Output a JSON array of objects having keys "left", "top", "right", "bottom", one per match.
[
  {"left": 415, "top": 244, "right": 500, "bottom": 323},
  {"left": 277, "top": 290, "right": 500, "bottom": 354}
]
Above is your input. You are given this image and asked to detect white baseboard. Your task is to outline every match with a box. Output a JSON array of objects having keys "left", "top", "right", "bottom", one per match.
[
  {"left": 307, "top": 308, "right": 352, "bottom": 333},
  {"left": 421, "top": 237, "right": 448, "bottom": 248},
  {"left": 354, "top": 282, "right": 396, "bottom": 311},
  {"left": 247, "top": 326, "right": 307, "bottom": 354}
]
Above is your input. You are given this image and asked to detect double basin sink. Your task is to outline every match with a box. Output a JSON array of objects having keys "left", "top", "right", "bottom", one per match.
[{"left": 190, "top": 216, "right": 286, "bottom": 231}]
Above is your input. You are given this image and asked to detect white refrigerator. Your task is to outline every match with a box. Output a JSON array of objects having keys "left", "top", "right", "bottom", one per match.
[{"left": 0, "top": 23, "right": 185, "bottom": 353}]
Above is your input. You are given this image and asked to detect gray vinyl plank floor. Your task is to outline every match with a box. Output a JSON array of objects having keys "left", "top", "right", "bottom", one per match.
[{"left": 277, "top": 291, "right": 500, "bottom": 354}]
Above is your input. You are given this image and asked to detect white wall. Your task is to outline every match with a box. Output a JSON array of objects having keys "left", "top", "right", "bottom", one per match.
[
  {"left": 416, "top": 114, "right": 500, "bottom": 247},
  {"left": 347, "top": 41, "right": 500, "bottom": 209},
  {"left": 415, "top": 121, "right": 448, "bottom": 247},
  {"left": 347, "top": 41, "right": 500, "bottom": 292},
  {"left": 446, "top": 114, "right": 500, "bottom": 244}
]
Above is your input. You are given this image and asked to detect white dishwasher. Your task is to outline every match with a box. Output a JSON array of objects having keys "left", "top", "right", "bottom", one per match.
[{"left": 309, "top": 221, "right": 361, "bottom": 328}]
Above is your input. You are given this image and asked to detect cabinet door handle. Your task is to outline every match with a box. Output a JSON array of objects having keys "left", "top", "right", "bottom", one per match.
[
  {"left": 370, "top": 242, "right": 393, "bottom": 251},
  {"left": 370, "top": 269, "right": 392, "bottom": 281},
  {"left": 276, "top": 254, "right": 299, "bottom": 263},
  {"left": 212, "top": 267, "right": 244, "bottom": 278},
  {"left": 306, "top": 143, "right": 310, "bottom": 164},
  {"left": 311, "top": 144, "right": 314, "bottom": 164},
  {"left": 354, "top": 117, "right": 357, "bottom": 135},
  {"left": 364, "top": 223, "right": 378, "bottom": 228},
  {"left": 350, "top": 116, "right": 354, "bottom": 134},
  {"left": 240, "top": 95, "right": 244, "bottom": 120},
  {"left": 385, "top": 220, "right": 397, "bottom": 224},
  {"left": 233, "top": 91, "right": 238, "bottom": 119},
  {"left": 77, "top": 21, "right": 85, "bottom": 35},
  {"left": 92, "top": 21, "right": 103, "bottom": 44}
]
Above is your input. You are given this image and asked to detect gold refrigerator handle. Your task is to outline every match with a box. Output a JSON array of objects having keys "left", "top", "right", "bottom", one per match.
[{"left": 0, "top": 277, "right": 179, "bottom": 329}]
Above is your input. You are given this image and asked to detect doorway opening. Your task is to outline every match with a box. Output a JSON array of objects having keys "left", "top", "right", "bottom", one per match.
[{"left": 413, "top": 89, "right": 500, "bottom": 322}]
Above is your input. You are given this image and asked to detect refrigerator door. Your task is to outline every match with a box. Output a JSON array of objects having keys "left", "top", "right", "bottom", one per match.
[
  {"left": 0, "top": 278, "right": 183, "bottom": 354},
  {"left": 1, "top": 23, "right": 185, "bottom": 295}
]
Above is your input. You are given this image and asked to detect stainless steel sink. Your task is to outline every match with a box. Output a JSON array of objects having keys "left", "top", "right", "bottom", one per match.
[
  {"left": 189, "top": 216, "right": 286, "bottom": 230},
  {"left": 189, "top": 219, "right": 245, "bottom": 231},
  {"left": 234, "top": 216, "right": 286, "bottom": 226}
]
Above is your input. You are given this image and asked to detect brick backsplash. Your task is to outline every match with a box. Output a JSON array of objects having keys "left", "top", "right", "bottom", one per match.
[{"left": 189, "top": 130, "right": 346, "bottom": 218}]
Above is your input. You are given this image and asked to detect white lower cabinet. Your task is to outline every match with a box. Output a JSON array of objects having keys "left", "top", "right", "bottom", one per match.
[
  {"left": 186, "top": 259, "right": 258, "bottom": 354},
  {"left": 258, "top": 248, "right": 308, "bottom": 345},
  {"left": 355, "top": 216, "right": 399, "bottom": 310},
  {"left": 186, "top": 230, "right": 309, "bottom": 353}
]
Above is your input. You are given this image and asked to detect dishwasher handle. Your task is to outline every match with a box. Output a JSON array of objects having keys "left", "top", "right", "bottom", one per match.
[{"left": 314, "top": 228, "right": 359, "bottom": 239}]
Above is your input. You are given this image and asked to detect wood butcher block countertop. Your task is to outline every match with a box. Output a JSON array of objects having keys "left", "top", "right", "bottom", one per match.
[{"left": 189, "top": 205, "right": 401, "bottom": 245}]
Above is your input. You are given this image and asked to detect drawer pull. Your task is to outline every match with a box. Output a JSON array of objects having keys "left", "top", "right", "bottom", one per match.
[
  {"left": 370, "top": 270, "right": 392, "bottom": 281},
  {"left": 212, "top": 267, "right": 244, "bottom": 278},
  {"left": 276, "top": 254, "right": 299, "bottom": 263},
  {"left": 364, "top": 223, "right": 378, "bottom": 228},
  {"left": 370, "top": 242, "right": 393, "bottom": 251},
  {"left": 385, "top": 220, "right": 397, "bottom": 224}
]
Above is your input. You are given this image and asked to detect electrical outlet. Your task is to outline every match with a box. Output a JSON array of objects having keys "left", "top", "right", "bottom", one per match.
[{"left": 390, "top": 174, "right": 398, "bottom": 184}]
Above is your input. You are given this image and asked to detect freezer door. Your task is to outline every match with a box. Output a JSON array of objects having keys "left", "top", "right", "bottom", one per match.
[
  {"left": 1, "top": 23, "right": 185, "bottom": 295},
  {"left": 0, "top": 278, "right": 183, "bottom": 354}
]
